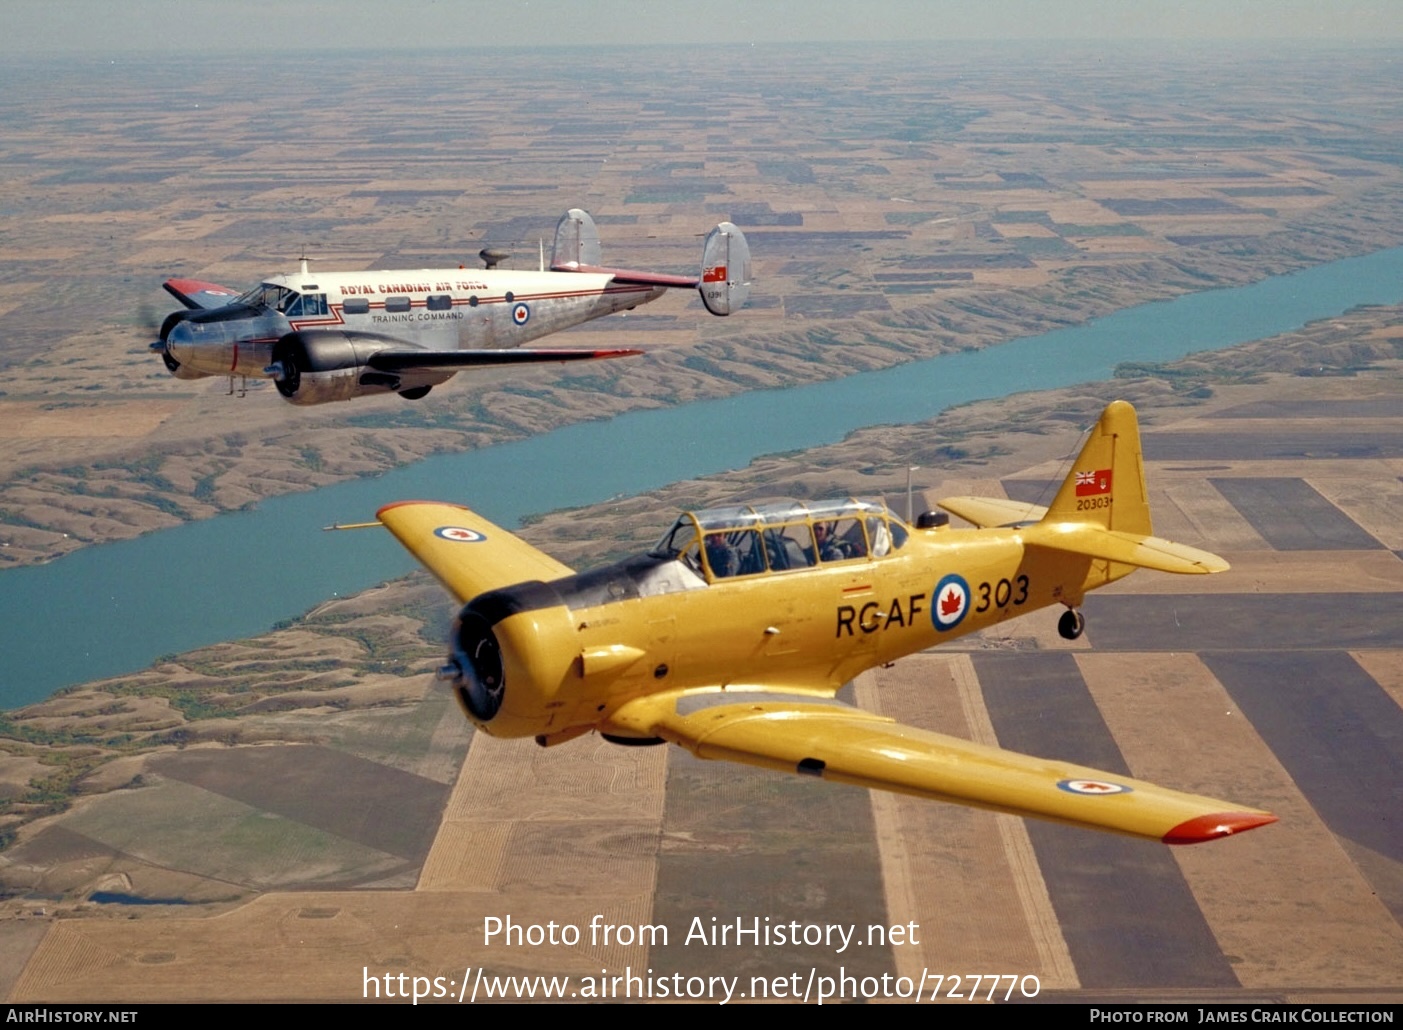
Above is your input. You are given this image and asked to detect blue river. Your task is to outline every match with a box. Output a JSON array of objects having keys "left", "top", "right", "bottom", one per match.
[{"left": 3, "top": 245, "right": 1403, "bottom": 706}]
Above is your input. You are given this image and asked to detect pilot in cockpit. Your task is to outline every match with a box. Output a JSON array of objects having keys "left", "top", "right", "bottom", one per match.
[{"left": 705, "top": 533, "right": 739, "bottom": 578}]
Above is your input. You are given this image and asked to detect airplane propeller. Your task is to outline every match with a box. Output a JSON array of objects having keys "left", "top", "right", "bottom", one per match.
[
  {"left": 137, "top": 301, "right": 160, "bottom": 340},
  {"left": 138, "top": 301, "right": 171, "bottom": 354},
  {"left": 439, "top": 611, "right": 506, "bottom": 721}
]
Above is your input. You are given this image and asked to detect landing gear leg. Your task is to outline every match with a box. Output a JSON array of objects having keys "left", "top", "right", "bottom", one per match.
[{"left": 1058, "top": 608, "right": 1085, "bottom": 641}]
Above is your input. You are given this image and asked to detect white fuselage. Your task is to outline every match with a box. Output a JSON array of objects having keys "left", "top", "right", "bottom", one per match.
[{"left": 167, "top": 267, "right": 665, "bottom": 380}]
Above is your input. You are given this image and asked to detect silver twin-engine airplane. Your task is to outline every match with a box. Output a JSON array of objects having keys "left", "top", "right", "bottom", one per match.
[{"left": 151, "top": 209, "right": 751, "bottom": 405}]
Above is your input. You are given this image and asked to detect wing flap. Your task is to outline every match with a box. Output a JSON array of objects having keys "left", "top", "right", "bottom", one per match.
[
  {"left": 606, "top": 693, "right": 1273, "bottom": 844},
  {"left": 367, "top": 347, "right": 642, "bottom": 372},
  {"left": 376, "top": 501, "right": 573, "bottom": 602},
  {"left": 939, "top": 495, "right": 1048, "bottom": 528}
]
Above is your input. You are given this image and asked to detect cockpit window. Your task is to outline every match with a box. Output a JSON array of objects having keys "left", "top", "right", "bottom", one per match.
[
  {"left": 650, "top": 517, "right": 705, "bottom": 575},
  {"left": 236, "top": 283, "right": 296, "bottom": 311},
  {"left": 653, "top": 499, "right": 908, "bottom": 583},
  {"left": 704, "top": 529, "right": 765, "bottom": 578},
  {"left": 284, "top": 292, "right": 327, "bottom": 317},
  {"left": 813, "top": 517, "right": 867, "bottom": 562}
]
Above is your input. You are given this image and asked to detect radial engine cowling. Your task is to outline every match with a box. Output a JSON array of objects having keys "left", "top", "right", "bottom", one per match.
[
  {"left": 441, "top": 609, "right": 506, "bottom": 723},
  {"left": 269, "top": 330, "right": 439, "bottom": 405},
  {"left": 159, "top": 311, "right": 207, "bottom": 380}
]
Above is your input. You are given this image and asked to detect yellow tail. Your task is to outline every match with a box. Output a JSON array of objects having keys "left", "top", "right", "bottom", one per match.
[
  {"left": 1044, "top": 399, "right": 1152, "bottom": 536},
  {"left": 938, "top": 401, "right": 1226, "bottom": 577}
]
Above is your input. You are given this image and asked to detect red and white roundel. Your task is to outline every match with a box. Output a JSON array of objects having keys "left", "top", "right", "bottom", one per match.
[
  {"left": 931, "top": 573, "right": 970, "bottom": 631},
  {"left": 511, "top": 302, "right": 531, "bottom": 326},
  {"left": 1057, "top": 779, "right": 1132, "bottom": 796},
  {"left": 434, "top": 526, "right": 485, "bottom": 543}
]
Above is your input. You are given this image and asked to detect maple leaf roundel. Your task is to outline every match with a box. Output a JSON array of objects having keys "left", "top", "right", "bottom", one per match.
[{"left": 931, "top": 573, "right": 971, "bottom": 632}]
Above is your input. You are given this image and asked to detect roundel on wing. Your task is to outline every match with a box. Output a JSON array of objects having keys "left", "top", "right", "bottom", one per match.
[
  {"left": 931, "top": 573, "right": 970, "bottom": 632},
  {"left": 511, "top": 302, "right": 531, "bottom": 326},
  {"left": 1057, "top": 779, "right": 1133, "bottom": 796},
  {"left": 434, "top": 526, "right": 486, "bottom": 543}
]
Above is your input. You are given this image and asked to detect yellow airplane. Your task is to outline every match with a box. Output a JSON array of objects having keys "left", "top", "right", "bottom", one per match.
[{"left": 375, "top": 400, "right": 1276, "bottom": 845}]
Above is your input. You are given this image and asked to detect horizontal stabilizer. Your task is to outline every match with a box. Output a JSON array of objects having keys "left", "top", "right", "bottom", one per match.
[
  {"left": 549, "top": 263, "right": 698, "bottom": 289},
  {"left": 377, "top": 501, "right": 574, "bottom": 603},
  {"left": 939, "top": 496, "right": 1048, "bottom": 528},
  {"left": 549, "top": 208, "right": 697, "bottom": 285},
  {"left": 1025, "top": 524, "right": 1230, "bottom": 575},
  {"left": 605, "top": 692, "right": 1274, "bottom": 845},
  {"left": 367, "top": 347, "right": 642, "bottom": 372},
  {"left": 163, "top": 278, "right": 240, "bottom": 311},
  {"left": 549, "top": 208, "right": 752, "bottom": 315}
]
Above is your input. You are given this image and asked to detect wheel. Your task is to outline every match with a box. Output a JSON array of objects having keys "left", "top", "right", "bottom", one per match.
[
  {"left": 1058, "top": 608, "right": 1085, "bottom": 640},
  {"left": 398, "top": 385, "right": 432, "bottom": 400}
]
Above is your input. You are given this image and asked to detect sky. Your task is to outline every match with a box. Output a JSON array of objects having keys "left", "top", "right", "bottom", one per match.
[{"left": 4, "top": 0, "right": 1402, "bottom": 54}]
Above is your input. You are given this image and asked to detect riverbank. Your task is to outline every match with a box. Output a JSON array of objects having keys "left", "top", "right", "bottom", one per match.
[{"left": 6, "top": 213, "right": 1403, "bottom": 571}]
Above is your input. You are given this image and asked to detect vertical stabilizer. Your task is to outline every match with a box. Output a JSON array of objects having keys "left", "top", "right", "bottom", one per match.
[
  {"left": 552, "top": 208, "right": 602, "bottom": 269},
  {"left": 699, "top": 222, "right": 752, "bottom": 316},
  {"left": 1044, "top": 400, "right": 1152, "bottom": 535}
]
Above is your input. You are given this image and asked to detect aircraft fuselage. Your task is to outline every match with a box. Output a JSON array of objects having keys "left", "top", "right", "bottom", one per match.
[
  {"left": 165, "top": 268, "right": 661, "bottom": 381},
  {"left": 437, "top": 501, "right": 1118, "bottom": 741}
]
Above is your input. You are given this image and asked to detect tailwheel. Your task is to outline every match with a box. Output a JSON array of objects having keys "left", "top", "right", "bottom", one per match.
[{"left": 1058, "top": 608, "right": 1085, "bottom": 641}]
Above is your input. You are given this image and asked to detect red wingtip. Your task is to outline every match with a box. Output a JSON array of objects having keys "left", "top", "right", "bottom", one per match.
[{"left": 1163, "top": 811, "right": 1279, "bottom": 845}]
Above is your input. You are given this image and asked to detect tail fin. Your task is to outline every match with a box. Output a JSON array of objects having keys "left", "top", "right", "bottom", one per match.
[
  {"left": 699, "top": 222, "right": 752, "bottom": 316},
  {"left": 939, "top": 401, "right": 1226, "bottom": 576},
  {"left": 1029, "top": 400, "right": 1227, "bottom": 576},
  {"left": 1044, "top": 399, "right": 1152, "bottom": 536},
  {"left": 552, "top": 208, "right": 602, "bottom": 269}
]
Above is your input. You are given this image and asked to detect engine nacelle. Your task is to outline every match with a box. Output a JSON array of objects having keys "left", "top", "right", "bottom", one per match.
[
  {"left": 438, "top": 584, "right": 590, "bottom": 738},
  {"left": 269, "top": 331, "right": 448, "bottom": 405},
  {"left": 158, "top": 311, "right": 210, "bottom": 379},
  {"left": 163, "top": 352, "right": 209, "bottom": 380}
]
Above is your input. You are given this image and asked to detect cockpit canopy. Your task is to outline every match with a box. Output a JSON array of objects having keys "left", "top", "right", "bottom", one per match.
[
  {"left": 651, "top": 498, "right": 909, "bottom": 582},
  {"left": 235, "top": 283, "right": 327, "bottom": 317}
]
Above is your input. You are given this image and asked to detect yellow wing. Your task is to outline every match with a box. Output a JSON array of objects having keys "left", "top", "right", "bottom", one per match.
[
  {"left": 376, "top": 501, "right": 573, "bottom": 603},
  {"left": 604, "top": 691, "right": 1275, "bottom": 845}
]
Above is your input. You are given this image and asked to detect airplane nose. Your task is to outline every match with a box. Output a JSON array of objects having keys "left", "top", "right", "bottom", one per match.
[{"left": 164, "top": 319, "right": 194, "bottom": 358}]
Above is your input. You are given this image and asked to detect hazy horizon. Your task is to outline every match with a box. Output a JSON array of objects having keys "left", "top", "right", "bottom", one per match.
[{"left": 5, "top": 0, "right": 1402, "bottom": 56}]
